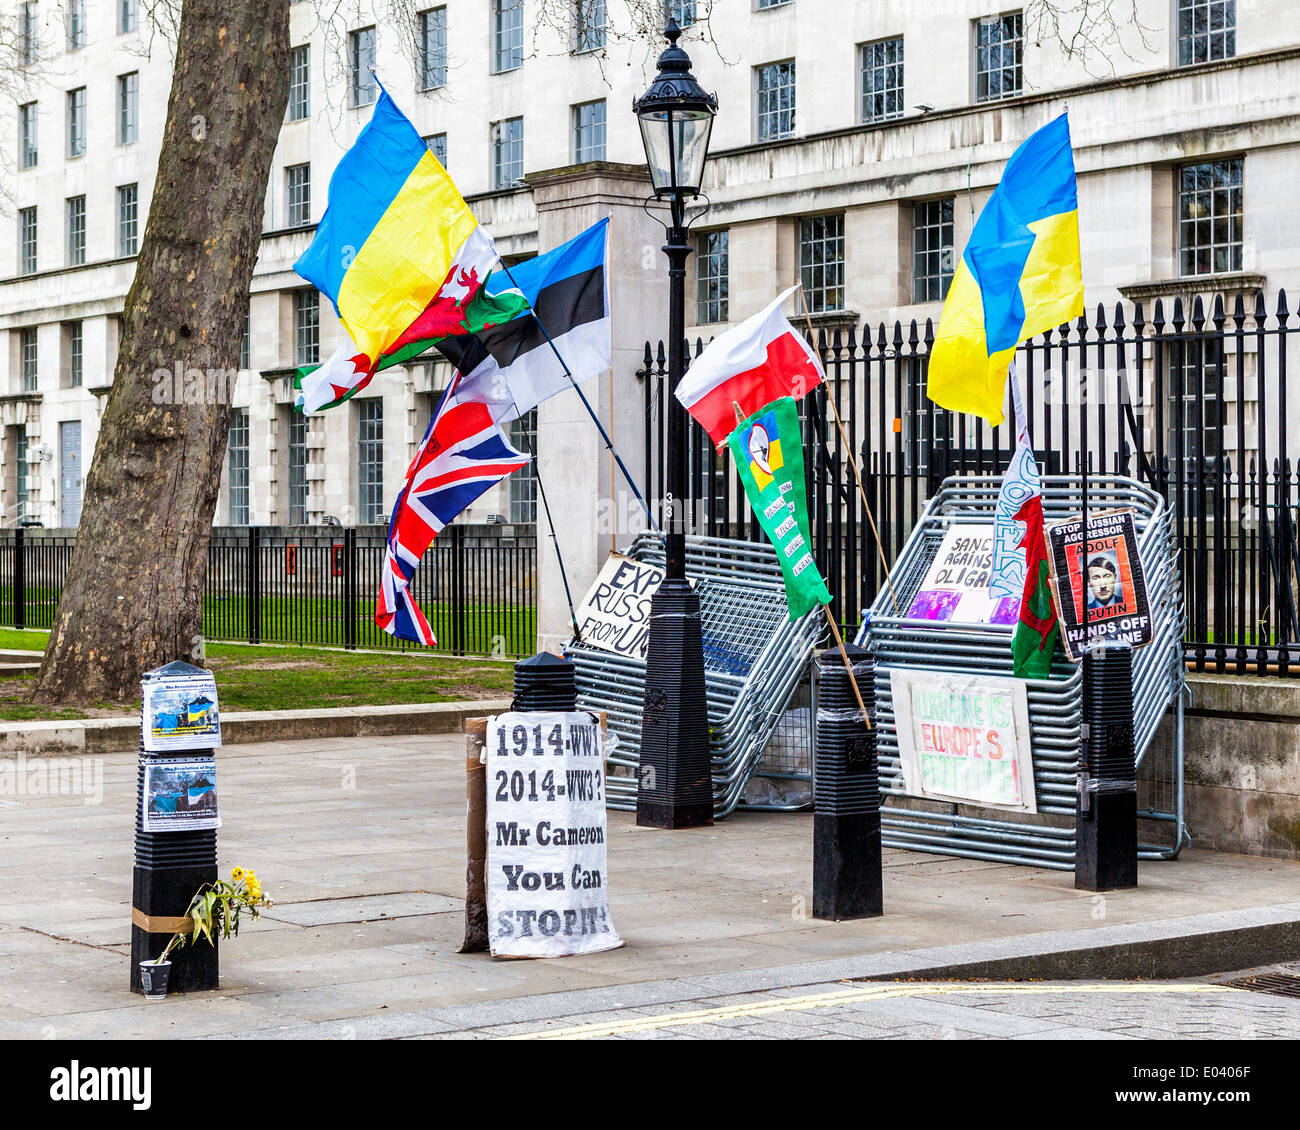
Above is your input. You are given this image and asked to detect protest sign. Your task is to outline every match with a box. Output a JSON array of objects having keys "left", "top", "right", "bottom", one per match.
[
  {"left": 486, "top": 711, "right": 623, "bottom": 958},
  {"left": 142, "top": 757, "right": 220, "bottom": 832},
  {"left": 891, "top": 669, "right": 1037, "bottom": 813},
  {"left": 143, "top": 670, "right": 222, "bottom": 753},
  {"left": 1046, "top": 508, "right": 1152, "bottom": 661},
  {"left": 573, "top": 554, "right": 669, "bottom": 659},
  {"left": 906, "top": 525, "right": 1020, "bottom": 626}
]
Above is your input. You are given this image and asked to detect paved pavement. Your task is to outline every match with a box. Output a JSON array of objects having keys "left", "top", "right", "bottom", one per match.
[{"left": 1, "top": 733, "right": 1298, "bottom": 1039}]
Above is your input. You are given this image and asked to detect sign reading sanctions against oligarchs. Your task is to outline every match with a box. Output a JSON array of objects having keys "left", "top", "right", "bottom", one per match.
[
  {"left": 891, "top": 669, "right": 1037, "bottom": 813},
  {"left": 485, "top": 711, "right": 623, "bottom": 958}
]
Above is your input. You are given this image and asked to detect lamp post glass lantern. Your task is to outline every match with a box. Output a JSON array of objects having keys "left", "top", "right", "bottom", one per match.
[{"left": 632, "top": 19, "right": 717, "bottom": 830}]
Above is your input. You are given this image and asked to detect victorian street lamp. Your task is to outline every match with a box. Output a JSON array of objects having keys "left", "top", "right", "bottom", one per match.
[{"left": 632, "top": 19, "right": 717, "bottom": 829}]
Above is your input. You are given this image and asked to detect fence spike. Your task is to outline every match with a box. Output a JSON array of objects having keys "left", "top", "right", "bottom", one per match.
[
  {"left": 1233, "top": 291, "right": 1246, "bottom": 328},
  {"left": 908, "top": 319, "right": 920, "bottom": 348},
  {"left": 1112, "top": 301, "right": 1126, "bottom": 331},
  {"left": 1171, "top": 296, "right": 1185, "bottom": 331},
  {"left": 1152, "top": 297, "right": 1165, "bottom": 331},
  {"left": 1277, "top": 288, "right": 1290, "bottom": 320},
  {"left": 1095, "top": 302, "right": 1108, "bottom": 331},
  {"left": 1191, "top": 293, "right": 1206, "bottom": 330},
  {"left": 846, "top": 322, "right": 857, "bottom": 352},
  {"left": 923, "top": 317, "right": 935, "bottom": 347},
  {"left": 892, "top": 320, "right": 904, "bottom": 349},
  {"left": 1254, "top": 288, "right": 1267, "bottom": 324},
  {"left": 1212, "top": 292, "right": 1226, "bottom": 328}
]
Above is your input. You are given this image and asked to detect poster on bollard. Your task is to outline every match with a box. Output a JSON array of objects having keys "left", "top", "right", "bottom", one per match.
[
  {"left": 1046, "top": 508, "right": 1152, "bottom": 661},
  {"left": 905, "top": 525, "right": 1021, "bottom": 627},
  {"left": 485, "top": 711, "right": 623, "bottom": 958},
  {"left": 143, "top": 670, "right": 222, "bottom": 752},
  {"left": 891, "top": 669, "right": 1037, "bottom": 813},
  {"left": 142, "top": 757, "right": 221, "bottom": 832}
]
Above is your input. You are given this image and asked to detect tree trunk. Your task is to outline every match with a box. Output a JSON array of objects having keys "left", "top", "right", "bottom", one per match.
[{"left": 32, "top": 1, "right": 290, "bottom": 704}]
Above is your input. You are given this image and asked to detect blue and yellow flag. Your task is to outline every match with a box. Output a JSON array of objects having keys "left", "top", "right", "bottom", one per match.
[{"left": 927, "top": 113, "right": 1084, "bottom": 426}]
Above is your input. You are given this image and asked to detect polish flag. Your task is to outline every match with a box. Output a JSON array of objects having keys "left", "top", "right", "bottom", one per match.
[{"left": 675, "top": 285, "right": 824, "bottom": 448}]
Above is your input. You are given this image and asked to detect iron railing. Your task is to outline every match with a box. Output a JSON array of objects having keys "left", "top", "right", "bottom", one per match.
[
  {"left": 0, "top": 523, "right": 536, "bottom": 657},
  {"left": 642, "top": 287, "right": 1300, "bottom": 676}
]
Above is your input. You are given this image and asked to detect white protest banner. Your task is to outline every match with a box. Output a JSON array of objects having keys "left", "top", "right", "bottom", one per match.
[
  {"left": 891, "top": 669, "right": 1037, "bottom": 813},
  {"left": 143, "top": 671, "right": 222, "bottom": 753},
  {"left": 486, "top": 711, "right": 623, "bottom": 958},
  {"left": 905, "top": 525, "right": 1020, "bottom": 627},
  {"left": 572, "top": 553, "right": 665, "bottom": 658}
]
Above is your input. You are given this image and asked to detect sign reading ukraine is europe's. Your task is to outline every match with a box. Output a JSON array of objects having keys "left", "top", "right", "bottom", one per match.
[{"left": 891, "top": 669, "right": 1037, "bottom": 813}]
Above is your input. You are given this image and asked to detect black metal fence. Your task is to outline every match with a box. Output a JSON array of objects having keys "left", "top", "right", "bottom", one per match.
[
  {"left": 0, "top": 523, "right": 536, "bottom": 657},
  {"left": 642, "top": 288, "right": 1300, "bottom": 677}
]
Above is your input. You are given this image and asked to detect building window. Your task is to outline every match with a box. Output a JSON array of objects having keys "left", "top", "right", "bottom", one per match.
[
  {"left": 119, "top": 0, "right": 138, "bottom": 34},
  {"left": 572, "top": 100, "right": 606, "bottom": 163},
  {"left": 574, "top": 0, "right": 606, "bottom": 53},
  {"left": 294, "top": 289, "right": 320, "bottom": 366},
  {"left": 425, "top": 133, "right": 448, "bottom": 166},
  {"left": 118, "top": 72, "right": 139, "bottom": 145},
  {"left": 67, "top": 88, "right": 87, "bottom": 158},
  {"left": 240, "top": 308, "right": 251, "bottom": 370},
  {"left": 227, "top": 408, "right": 250, "bottom": 526},
  {"left": 696, "top": 230, "right": 729, "bottom": 324},
  {"left": 1178, "top": 0, "right": 1235, "bottom": 66},
  {"left": 350, "top": 26, "right": 377, "bottom": 107},
  {"left": 288, "top": 45, "right": 310, "bottom": 120},
  {"left": 1178, "top": 158, "right": 1243, "bottom": 277},
  {"left": 419, "top": 7, "right": 447, "bottom": 89},
  {"left": 20, "top": 2, "right": 38, "bottom": 64},
  {"left": 20, "top": 103, "right": 38, "bottom": 169},
  {"left": 974, "top": 12, "right": 1023, "bottom": 102},
  {"left": 14, "top": 428, "right": 29, "bottom": 519},
  {"left": 65, "top": 321, "right": 83, "bottom": 387},
  {"left": 493, "top": 0, "right": 523, "bottom": 73},
  {"left": 913, "top": 198, "right": 955, "bottom": 303},
  {"left": 118, "top": 184, "right": 138, "bottom": 256},
  {"left": 509, "top": 410, "right": 537, "bottom": 523},
  {"left": 667, "top": 1, "right": 696, "bottom": 27},
  {"left": 798, "top": 215, "right": 845, "bottom": 313},
  {"left": 287, "top": 163, "right": 311, "bottom": 228},
  {"left": 66, "top": 0, "right": 86, "bottom": 51},
  {"left": 491, "top": 117, "right": 524, "bottom": 190},
  {"left": 860, "top": 36, "right": 904, "bottom": 123},
  {"left": 358, "top": 400, "right": 385, "bottom": 524},
  {"left": 19, "top": 207, "right": 37, "bottom": 275},
  {"left": 66, "top": 195, "right": 85, "bottom": 267},
  {"left": 755, "top": 61, "right": 796, "bottom": 141},
  {"left": 756, "top": 0, "right": 792, "bottom": 8},
  {"left": 288, "top": 410, "right": 308, "bottom": 524},
  {"left": 20, "top": 328, "right": 38, "bottom": 392}
]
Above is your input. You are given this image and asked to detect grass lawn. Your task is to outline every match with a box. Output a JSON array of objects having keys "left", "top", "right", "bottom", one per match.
[{"left": 0, "top": 629, "right": 515, "bottom": 722}]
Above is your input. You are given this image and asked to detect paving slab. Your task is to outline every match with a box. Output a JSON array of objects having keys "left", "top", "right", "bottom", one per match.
[{"left": 0, "top": 732, "right": 1297, "bottom": 1037}]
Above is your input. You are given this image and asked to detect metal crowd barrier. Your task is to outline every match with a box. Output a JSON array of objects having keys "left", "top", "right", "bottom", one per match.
[
  {"left": 567, "top": 533, "right": 824, "bottom": 818},
  {"left": 855, "top": 474, "right": 1186, "bottom": 871}
]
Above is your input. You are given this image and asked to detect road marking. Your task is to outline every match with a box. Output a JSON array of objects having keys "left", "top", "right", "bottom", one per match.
[{"left": 502, "top": 982, "right": 1237, "bottom": 1040}]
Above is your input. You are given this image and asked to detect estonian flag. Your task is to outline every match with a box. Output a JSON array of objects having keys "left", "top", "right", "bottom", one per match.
[{"left": 436, "top": 217, "right": 612, "bottom": 422}]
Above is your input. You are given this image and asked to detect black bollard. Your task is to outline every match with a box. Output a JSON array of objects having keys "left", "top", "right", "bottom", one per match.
[
  {"left": 514, "top": 651, "right": 577, "bottom": 711},
  {"left": 813, "top": 645, "right": 882, "bottom": 920},
  {"left": 1075, "top": 642, "right": 1138, "bottom": 891},
  {"left": 130, "top": 662, "right": 220, "bottom": 994}
]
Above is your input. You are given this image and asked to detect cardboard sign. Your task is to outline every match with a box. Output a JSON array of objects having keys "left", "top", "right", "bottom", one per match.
[
  {"left": 485, "top": 711, "right": 623, "bottom": 958},
  {"left": 572, "top": 554, "right": 666, "bottom": 659},
  {"left": 143, "top": 671, "right": 222, "bottom": 753},
  {"left": 891, "top": 669, "right": 1037, "bottom": 813},
  {"left": 142, "top": 757, "right": 221, "bottom": 832},
  {"left": 1047, "top": 508, "right": 1152, "bottom": 661},
  {"left": 906, "top": 525, "right": 1020, "bottom": 627}
]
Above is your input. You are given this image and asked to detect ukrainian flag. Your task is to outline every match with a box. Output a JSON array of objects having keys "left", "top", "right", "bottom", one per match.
[
  {"left": 927, "top": 113, "right": 1084, "bottom": 427},
  {"left": 294, "top": 90, "right": 484, "bottom": 365}
]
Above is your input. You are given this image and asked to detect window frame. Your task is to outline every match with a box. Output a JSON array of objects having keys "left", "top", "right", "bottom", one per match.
[
  {"left": 1176, "top": 0, "right": 1236, "bottom": 66},
  {"left": 755, "top": 59, "right": 797, "bottom": 142},
  {"left": 117, "top": 183, "right": 139, "bottom": 257},
  {"left": 19, "top": 207, "right": 38, "bottom": 275},
  {"left": 349, "top": 26, "right": 378, "bottom": 108},
  {"left": 65, "top": 320, "right": 83, "bottom": 388},
  {"left": 286, "top": 163, "right": 312, "bottom": 229},
  {"left": 973, "top": 11, "right": 1024, "bottom": 103},
  {"left": 67, "top": 87, "right": 87, "bottom": 159},
  {"left": 227, "top": 407, "right": 250, "bottom": 527},
  {"left": 572, "top": 99, "right": 606, "bottom": 163},
  {"left": 695, "top": 229, "right": 729, "bottom": 325},
  {"left": 19, "top": 102, "right": 38, "bottom": 170},
  {"left": 294, "top": 288, "right": 320, "bottom": 366},
  {"left": 66, "top": 0, "right": 87, "bottom": 51},
  {"left": 357, "top": 399, "right": 385, "bottom": 525},
  {"left": 493, "top": 0, "right": 524, "bottom": 74},
  {"left": 66, "top": 194, "right": 86, "bottom": 267},
  {"left": 118, "top": 72, "right": 139, "bottom": 145},
  {"left": 288, "top": 409, "right": 308, "bottom": 525},
  {"left": 418, "top": 7, "right": 448, "bottom": 90},
  {"left": 912, "top": 197, "right": 955, "bottom": 304},
  {"left": 288, "top": 45, "right": 311, "bottom": 121},
  {"left": 119, "top": 0, "right": 139, "bottom": 35},
  {"left": 20, "top": 327, "right": 38, "bottom": 392},
  {"left": 859, "top": 36, "right": 905, "bottom": 125},
  {"left": 1177, "top": 156, "right": 1244, "bottom": 278},
  {"left": 798, "top": 214, "right": 846, "bottom": 314},
  {"left": 491, "top": 116, "right": 524, "bottom": 190},
  {"left": 574, "top": 0, "right": 607, "bottom": 54}
]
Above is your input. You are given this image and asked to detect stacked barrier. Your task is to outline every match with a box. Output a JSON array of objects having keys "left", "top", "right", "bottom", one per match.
[
  {"left": 567, "top": 534, "right": 824, "bottom": 819},
  {"left": 856, "top": 474, "right": 1185, "bottom": 870}
]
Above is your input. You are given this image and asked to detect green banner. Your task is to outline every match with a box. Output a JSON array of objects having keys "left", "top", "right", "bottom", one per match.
[{"left": 727, "top": 397, "right": 832, "bottom": 620}]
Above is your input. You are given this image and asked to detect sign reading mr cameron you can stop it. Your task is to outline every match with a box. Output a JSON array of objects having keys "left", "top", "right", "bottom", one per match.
[{"left": 891, "top": 670, "right": 1037, "bottom": 813}]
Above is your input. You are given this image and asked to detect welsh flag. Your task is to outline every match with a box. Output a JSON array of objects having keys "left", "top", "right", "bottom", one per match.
[{"left": 990, "top": 366, "right": 1059, "bottom": 678}]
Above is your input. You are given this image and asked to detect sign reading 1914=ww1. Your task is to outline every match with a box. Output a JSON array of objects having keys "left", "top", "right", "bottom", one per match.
[
  {"left": 486, "top": 711, "right": 623, "bottom": 958},
  {"left": 891, "top": 669, "right": 1037, "bottom": 813},
  {"left": 143, "top": 670, "right": 222, "bottom": 753},
  {"left": 1046, "top": 508, "right": 1153, "bottom": 662}
]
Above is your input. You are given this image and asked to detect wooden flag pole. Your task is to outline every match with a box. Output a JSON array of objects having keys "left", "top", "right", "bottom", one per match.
[
  {"left": 824, "top": 607, "right": 873, "bottom": 731},
  {"left": 794, "top": 281, "right": 899, "bottom": 615}
]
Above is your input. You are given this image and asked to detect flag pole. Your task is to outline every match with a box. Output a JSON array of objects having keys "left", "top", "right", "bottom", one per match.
[
  {"left": 794, "top": 282, "right": 899, "bottom": 615},
  {"left": 731, "top": 399, "right": 872, "bottom": 730},
  {"left": 494, "top": 257, "right": 664, "bottom": 541}
]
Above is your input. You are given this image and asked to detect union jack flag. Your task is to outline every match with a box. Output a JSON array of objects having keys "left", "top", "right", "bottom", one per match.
[{"left": 376, "top": 399, "right": 529, "bottom": 644}]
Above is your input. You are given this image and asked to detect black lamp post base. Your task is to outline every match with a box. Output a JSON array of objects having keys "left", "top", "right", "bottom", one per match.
[{"left": 636, "top": 578, "right": 713, "bottom": 829}]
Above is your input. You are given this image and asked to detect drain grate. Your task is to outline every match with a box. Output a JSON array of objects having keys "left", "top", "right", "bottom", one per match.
[{"left": 1223, "top": 972, "right": 1300, "bottom": 1000}]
